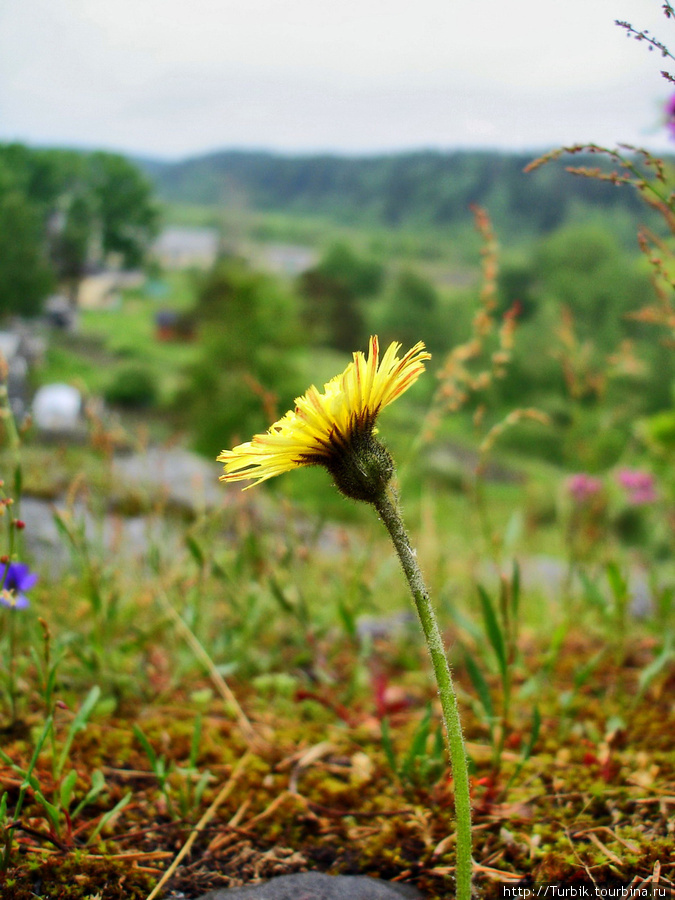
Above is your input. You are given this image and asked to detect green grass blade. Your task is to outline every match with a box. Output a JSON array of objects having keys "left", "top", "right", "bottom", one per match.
[
  {"left": 57, "top": 686, "right": 101, "bottom": 778},
  {"left": 34, "top": 790, "right": 61, "bottom": 833},
  {"left": 511, "top": 560, "right": 521, "bottom": 620},
  {"left": 268, "top": 577, "right": 295, "bottom": 615},
  {"left": 86, "top": 791, "right": 132, "bottom": 846},
  {"left": 185, "top": 534, "right": 205, "bottom": 569},
  {"left": 638, "top": 635, "right": 675, "bottom": 697},
  {"left": 606, "top": 561, "right": 627, "bottom": 601},
  {"left": 189, "top": 714, "right": 202, "bottom": 769},
  {"left": 59, "top": 769, "right": 78, "bottom": 812},
  {"left": 72, "top": 770, "right": 107, "bottom": 819},
  {"left": 463, "top": 649, "right": 495, "bottom": 728},
  {"left": 133, "top": 725, "right": 159, "bottom": 771},
  {"left": 403, "top": 705, "right": 432, "bottom": 781},
  {"left": 477, "top": 584, "right": 507, "bottom": 679},
  {"left": 521, "top": 706, "right": 541, "bottom": 763},
  {"left": 579, "top": 571, "right": 608, "bottom": 614},
  {"left": 380, "top": 718, "right": 400, "bottom": 782}
]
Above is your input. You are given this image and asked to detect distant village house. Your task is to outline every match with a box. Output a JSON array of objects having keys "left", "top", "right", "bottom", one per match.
[{"left": 152, "top": 227, "right": 219, "bottom": 270}]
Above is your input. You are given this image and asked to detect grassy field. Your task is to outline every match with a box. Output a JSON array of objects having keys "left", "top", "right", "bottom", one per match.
[
  {"left": 1, "top": 429, "right": 673, "bottom": 898},
  {"left": 2, "top": 202, "right": 675, "bottom": 898}
]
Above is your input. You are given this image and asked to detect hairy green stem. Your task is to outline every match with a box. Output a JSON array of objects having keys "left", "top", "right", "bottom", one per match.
[
  {"left": 374, "top": 487, "right": 473, "bottom": 900},
  {"left": 8, "top": 609, "right": 17, "bottom": 724}
]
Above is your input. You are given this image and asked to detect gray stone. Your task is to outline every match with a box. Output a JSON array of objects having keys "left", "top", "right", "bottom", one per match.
[
  {"left": 112, "top": 447, "right": 222, "bottom": 512},
  {"left": 32, "top": 382, "right": 83, "bottom": 433},
  {"left": 19, "top": 496, "right": 185, "bottom": 579},
  {"left": 356, "top": 611, "right": 416, "bottom": 642},
  {"left": 196, "top": 871, "right": 423, "bottom": 900}
]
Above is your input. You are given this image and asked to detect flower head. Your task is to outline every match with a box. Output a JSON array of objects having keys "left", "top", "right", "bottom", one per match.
[
  {"left": 218, "top": 336, "right": 430, "bottom": 501},
  {"left": 616, "top": 468, "right": 657, "bottom": 505},
  {"left": 566, "top": 473, "right": 603, "bottom": 504},
  {"left": 666, "top": 94, "right": 675, "bottom": 140},
  {"left": 0, "top": 561, "right": 38, "bottom": 610}
]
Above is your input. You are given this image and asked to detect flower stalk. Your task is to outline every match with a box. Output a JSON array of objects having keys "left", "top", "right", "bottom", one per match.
[{"left": 374, "top": 486, "right": 472, "bottom": 900}]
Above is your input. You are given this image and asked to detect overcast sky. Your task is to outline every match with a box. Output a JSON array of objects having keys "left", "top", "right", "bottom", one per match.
[{"left": 1, "top": 0, "right": 673, "bottom": 161}]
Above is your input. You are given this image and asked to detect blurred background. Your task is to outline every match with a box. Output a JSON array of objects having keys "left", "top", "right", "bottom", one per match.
[
  {"left": 1, "top": 0, "right": 671, "bottom": 156},
  {"left": 0, "top": 0, "right": 674, "bottom": 527},
  {"left": 3, "top": 7, "right": 675, "bottom": 891}
]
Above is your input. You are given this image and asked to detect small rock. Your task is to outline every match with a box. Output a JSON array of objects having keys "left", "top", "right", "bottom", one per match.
[
  {"left": 112, "top": 447, "right": 222, "bottom": 512},
  {"left": 196, "top": 871, "right": 423, "bottom": 899},
  {"left": 356, "top": 611, "right": 416, "bottom": 641},
  {"left": 32, "top": 383, "right": 84, "bottom": 435}
]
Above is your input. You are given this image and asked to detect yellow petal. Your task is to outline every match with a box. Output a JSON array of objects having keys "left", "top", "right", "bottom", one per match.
[{"left": 218, "top": 337, "right": 430, "bottom": 488}]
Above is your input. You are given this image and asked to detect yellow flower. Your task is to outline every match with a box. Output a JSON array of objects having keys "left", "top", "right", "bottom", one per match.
[{"left": 218, "top": 336, "right": 430, "bottom": 498}]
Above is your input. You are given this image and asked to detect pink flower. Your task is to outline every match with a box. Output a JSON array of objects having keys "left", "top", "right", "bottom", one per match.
[
  {"left": 616, "top": 468, "right": 657, "bottom": 505},
  {"left": 665, "top": 94, "right": 675, "bottom": 140},
  {"left": 567, "top": 473, "right": 603, "bottom": 503}
]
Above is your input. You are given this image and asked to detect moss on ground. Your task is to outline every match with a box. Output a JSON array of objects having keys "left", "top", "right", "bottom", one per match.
[{"left": 1, "top": 631, "right": 673, "bottom": 899}]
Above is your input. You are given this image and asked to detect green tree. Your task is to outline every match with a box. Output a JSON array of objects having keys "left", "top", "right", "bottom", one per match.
[
  {"left": 0, "top": 143, "right": 74, "bottom": 210},
  {"left": 298, "top": 242, "right": 383, "bottom": 351},
  {"left": 497, "top": 260, "right": 538, "bottom": 321},
  {"left": 377, "top": 268, "right": 443, "bottom": 352},
  {"left": 533, "top": 224, "right": 649, "bottom": 348},
  {"left": 51, "top": 192, "right": 95, "bottom": 302},
  {"left": 0, "top": 143, "right": 161, "bottom": 306},
  {"left": 186, "top": 259, "right": 304, "bottom": 455},
  {"left": 88, "top": 152, "right": 160, "bottom": 267},
  {"left": 0, "top": 191, "right": 54, "bottom": 318}
]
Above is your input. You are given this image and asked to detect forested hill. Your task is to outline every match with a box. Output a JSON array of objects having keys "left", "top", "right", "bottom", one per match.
[{"left": 141, "top": 148, "right": 654, "bottom": 235}]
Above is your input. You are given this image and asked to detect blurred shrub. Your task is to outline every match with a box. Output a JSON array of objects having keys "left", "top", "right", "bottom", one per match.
[
  {"left": 562, "top": 415, "right": 627, "bottom": 472},
  {"left": 183, "top": 257, "right": 304, "bottom": 456},
  {"left": 376, "top": 268, "right": 447, "bottom": 354},
  {"left": 643, "top": 409, "right": 675, "bottom": 450},
  {"left": 495, "top": 307, "right": 567, "bottom": 407},
  {"left": 298, "top": 241, "right": 383, "bottom": 350},
  {"left": 494, "top": 419, "right": 566, "bottom": 466},
  {"left": 420, "top": 445, "right": 467, "bottom": 492},
  {"left": 612, "top": 506, "right": 649, "bottom": 546},
  {"left": 0, "top": 191, "right": 54, "bottom": 317},
  {"left": 104, "top": 365, "right": 158, "bottom": 408},
  {"left": 533, "top": 223, "right": 651, "bottom": 350},
  {"left": 497, "top": 259, "right": 538, "bottom": 321},
  {"left": 524, "top": 482, "right": 558, "bottom": 529}
]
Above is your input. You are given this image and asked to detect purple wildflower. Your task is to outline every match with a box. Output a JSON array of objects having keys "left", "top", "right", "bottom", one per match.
[
  {"left": 0, "top": 561, "right": 38, "bottom": 610},
  {"left": 567, "top": 473, "right": 603, "bottom": 503},
  {"left": 666, "top": 94, "right": 675, "bottom": 140},
  {"left": 616, "top": 468, "right": 657, "bottom": 506}
]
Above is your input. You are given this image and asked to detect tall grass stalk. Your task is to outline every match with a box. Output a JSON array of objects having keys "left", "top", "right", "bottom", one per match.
[{"left": 153, "top": 584, "right": 256, "bottom": 743}]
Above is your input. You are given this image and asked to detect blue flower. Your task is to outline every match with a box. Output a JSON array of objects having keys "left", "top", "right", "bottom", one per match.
[{"left": 0, "top": 562, "right": 38, "bottom": 610}]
